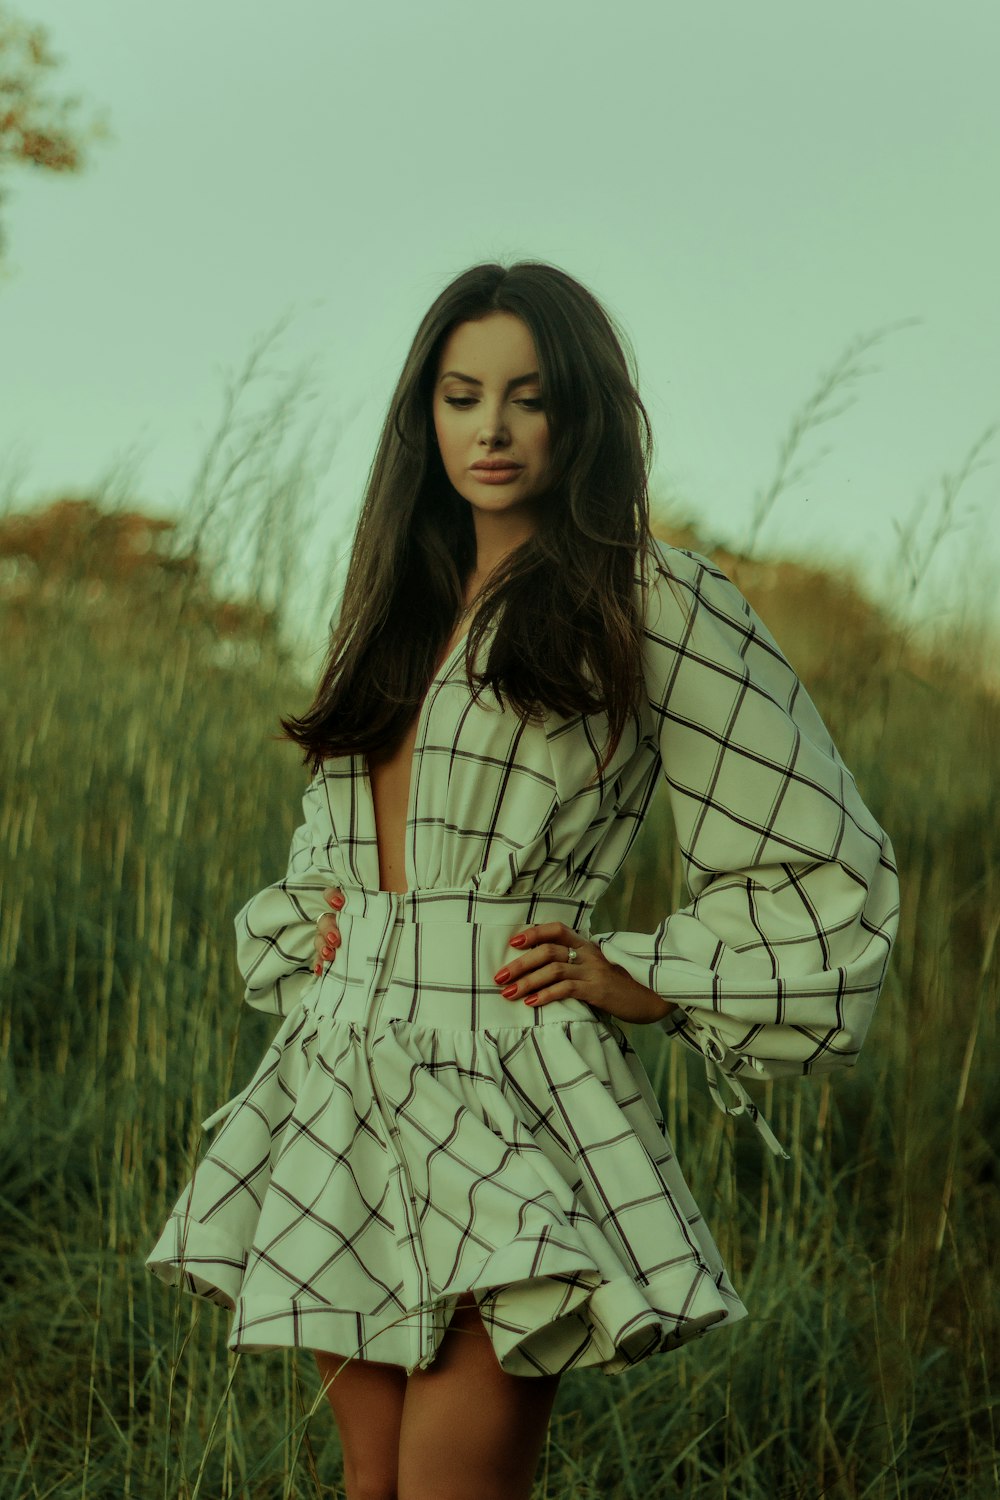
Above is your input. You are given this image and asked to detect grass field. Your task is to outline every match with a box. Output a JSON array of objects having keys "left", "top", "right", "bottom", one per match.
[{"left": 1, "top": 494, "right": 997, "bottom": 1498}]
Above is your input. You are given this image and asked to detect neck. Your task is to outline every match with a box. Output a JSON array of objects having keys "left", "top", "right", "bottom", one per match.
[{"left": 465, "top": 508, "right": 537, "bottom": 600}]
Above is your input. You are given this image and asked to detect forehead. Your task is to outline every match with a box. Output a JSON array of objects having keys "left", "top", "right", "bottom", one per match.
[{"left": 436, "top": 312, "right": 538, "bottom": 375}]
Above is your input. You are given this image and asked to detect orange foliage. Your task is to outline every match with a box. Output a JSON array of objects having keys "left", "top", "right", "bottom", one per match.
[
  {"left": 0, "top": 5, "right": 110, "bottom": 257},
  {"left": 652, "top": 517, "right": 892, "bottom": 686},
  {"left": 0, "top": 496, "right": 273, "bottom": 641}
]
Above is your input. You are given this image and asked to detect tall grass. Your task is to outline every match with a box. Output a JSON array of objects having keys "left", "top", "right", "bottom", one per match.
[{"left": 1, "top": 372, "right": 997, "bottom": 1496}]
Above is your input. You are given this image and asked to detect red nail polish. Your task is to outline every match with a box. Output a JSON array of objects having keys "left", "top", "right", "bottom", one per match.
[
  {"left": 501, "top": 983, "right": 518, "bottom": 999},
  {"left": 510, "top": 935, "right": 526, "bottom": 948},
  {"left": 523, "top": 994, "right": 538, "bottom": 1006},
  {"left": 494, "top": 968, "right": 510, "bottom": 984}
]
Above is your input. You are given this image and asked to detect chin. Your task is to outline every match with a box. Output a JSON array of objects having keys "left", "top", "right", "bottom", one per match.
[
  {"left": 456, "top": 475, "right": 542, "bottom": 502},
  {"left": 465, "top": 491, "right": 543, "bottom": 516}
]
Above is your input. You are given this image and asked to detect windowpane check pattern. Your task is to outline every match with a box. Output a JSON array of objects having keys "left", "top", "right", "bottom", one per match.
[{"left": 146, "top": 543, "right": 898, "bottom": 1376}]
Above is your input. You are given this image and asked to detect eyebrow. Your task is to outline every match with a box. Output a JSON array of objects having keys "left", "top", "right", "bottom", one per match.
[{"left": 438, "top": 370, "right": 540, "bottom": 391}]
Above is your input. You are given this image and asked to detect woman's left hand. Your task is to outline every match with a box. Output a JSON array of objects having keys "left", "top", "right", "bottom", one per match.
[{"left": 494, "top": 922, "right": 678, "bottom": 1025}]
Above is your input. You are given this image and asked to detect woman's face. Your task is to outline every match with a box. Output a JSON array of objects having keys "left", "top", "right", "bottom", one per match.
[{"left": 432, "top": 312, "right": 551, "bottom": 522}]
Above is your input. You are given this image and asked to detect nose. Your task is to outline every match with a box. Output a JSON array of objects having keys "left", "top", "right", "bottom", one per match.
[{"left": 479, "top": 417, "right": 510, "bottom": 448}]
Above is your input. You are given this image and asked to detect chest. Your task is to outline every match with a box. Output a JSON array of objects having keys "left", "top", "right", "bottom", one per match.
[
  {"left": 316, "top": 622, "right": 649, "bottom": 891},
  {"left": 367, "top": 714, "right": 420, "bottom": 814},
  {"left": 365, "top": 627, "right": 470, "bottom": 888}
]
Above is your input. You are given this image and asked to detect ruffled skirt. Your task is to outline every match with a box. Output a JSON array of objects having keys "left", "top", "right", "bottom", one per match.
[{"left": 146, "top": 891, "right": 747, "bottom": 1377}]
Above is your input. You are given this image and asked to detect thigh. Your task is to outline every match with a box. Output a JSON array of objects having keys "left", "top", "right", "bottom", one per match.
[
  {"left": 314, "top": 1349, "right": 407, "bottom": 1500},
  {"left": 397, "top": 1294, "right": 560, "bottom": 1500}
]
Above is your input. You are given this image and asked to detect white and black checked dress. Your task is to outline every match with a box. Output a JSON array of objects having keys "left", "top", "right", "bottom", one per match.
[{"left": 146, "top": 542, "right": 899, "bottom": 1377}]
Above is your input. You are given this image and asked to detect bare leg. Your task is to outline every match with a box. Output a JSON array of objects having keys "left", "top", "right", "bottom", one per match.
[
  {"left": 314, "top": 1348, "right": 407, "bottom": 1500},
  {"left": 397, "top": 1293, "right": 560, "bottom": 1500}
]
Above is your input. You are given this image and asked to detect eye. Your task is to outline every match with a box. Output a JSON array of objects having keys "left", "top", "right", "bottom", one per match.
[{"left": 443, "top": 396, "right": 544, "bottom": 409}]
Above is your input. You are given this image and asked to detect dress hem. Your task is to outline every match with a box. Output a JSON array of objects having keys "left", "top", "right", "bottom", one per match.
[{"left": 146, "top": 1214, "right": 747, "bottom": 1377}]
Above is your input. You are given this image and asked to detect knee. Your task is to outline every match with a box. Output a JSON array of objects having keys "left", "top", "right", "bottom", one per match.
[
  {"left": 342, "top": 1464, "right": 398, "bottom": 1500},
  {"left": 399, "top": 1482, "right": 521, "bottom": 1500}
]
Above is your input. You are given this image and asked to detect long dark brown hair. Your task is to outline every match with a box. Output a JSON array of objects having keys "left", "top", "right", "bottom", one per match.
[{"left": 281, "top": 259, "right": 657, "bottom": 775}]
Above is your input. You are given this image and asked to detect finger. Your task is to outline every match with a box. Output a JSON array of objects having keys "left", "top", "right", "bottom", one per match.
[
  {"left": 499, "top": 960, "right": 585, "bottom": 1003},
  {"left": 509, "top": 921, "right": 578, "bottom": 952},
  {"left": 313, "top": 926, "right": 337, "bottom": 957},
  {"left": 313, "top": 916, "right": 342, "bottom": 970},
  {"left": 523, "top": 977, "right": 595, "bottom": 1010},
  {"left": 323, "top": 886, "right": 345, "bottom": 910},
  {"left": 494, "top": 941, "right": 569, "bottom": 987},
  {"left": 313, "top": 947, "right": 339, "bottom": 975},
  {"left": 315, "top": 913, "right": 339, "bottom": 942}
]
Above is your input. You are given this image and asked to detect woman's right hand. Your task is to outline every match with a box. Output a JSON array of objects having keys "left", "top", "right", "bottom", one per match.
[{"left": 312, "top": 887, "right": 345, "bottom": 974}]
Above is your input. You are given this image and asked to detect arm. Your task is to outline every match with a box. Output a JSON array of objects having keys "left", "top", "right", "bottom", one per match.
[
  {"left": 234, "top": 794, "right": 334, "bottom": 1015},
  {"left": 591, "top": 546, "right": 899, "bottom": 1142}
]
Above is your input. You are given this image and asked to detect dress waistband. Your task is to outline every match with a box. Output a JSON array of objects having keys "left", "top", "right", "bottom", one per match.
[
  {"left": 335, "top": 886, "right": 596, "bottom": 929},
  {"left": 303, "top": 887, "right": 599, "bottom": 1033}
]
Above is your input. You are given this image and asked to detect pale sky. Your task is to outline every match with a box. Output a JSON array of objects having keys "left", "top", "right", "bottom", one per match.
[{"left": 2, "top": 0, "right": 998, "bottom": 646}]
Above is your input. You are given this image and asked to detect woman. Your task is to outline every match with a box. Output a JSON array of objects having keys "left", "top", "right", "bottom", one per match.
[{"left": 147, "top": 260, "right": 899, "bottom": 1500}]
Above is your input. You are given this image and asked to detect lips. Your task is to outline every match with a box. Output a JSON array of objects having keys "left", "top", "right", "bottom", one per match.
[{"left": 470, "top": 461, "right": 522, "bottom": 471}]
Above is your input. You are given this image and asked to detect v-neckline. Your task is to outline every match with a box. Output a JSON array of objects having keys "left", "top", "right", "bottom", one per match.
[
  {"left": 402, "top": 624, "right": 471, "bottom": 832},
  {"left": 357, "top": 625, "right": 472, "bottom": 891},
  {"left": 434, "top": 625, "right": 471, "bottom": 680}
]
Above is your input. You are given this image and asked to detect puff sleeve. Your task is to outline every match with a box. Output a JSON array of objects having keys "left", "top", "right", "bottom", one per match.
[
  {"left": 233, "top": 785, "right": 334, "bottom": 1015},
  {"left": 591, "top": 545, "right": 899, "bottom": 1155}
]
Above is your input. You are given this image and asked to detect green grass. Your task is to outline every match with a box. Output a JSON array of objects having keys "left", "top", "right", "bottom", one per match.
[{"left": 1, "top": 512, "right": 998, "bottom": 1499}]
